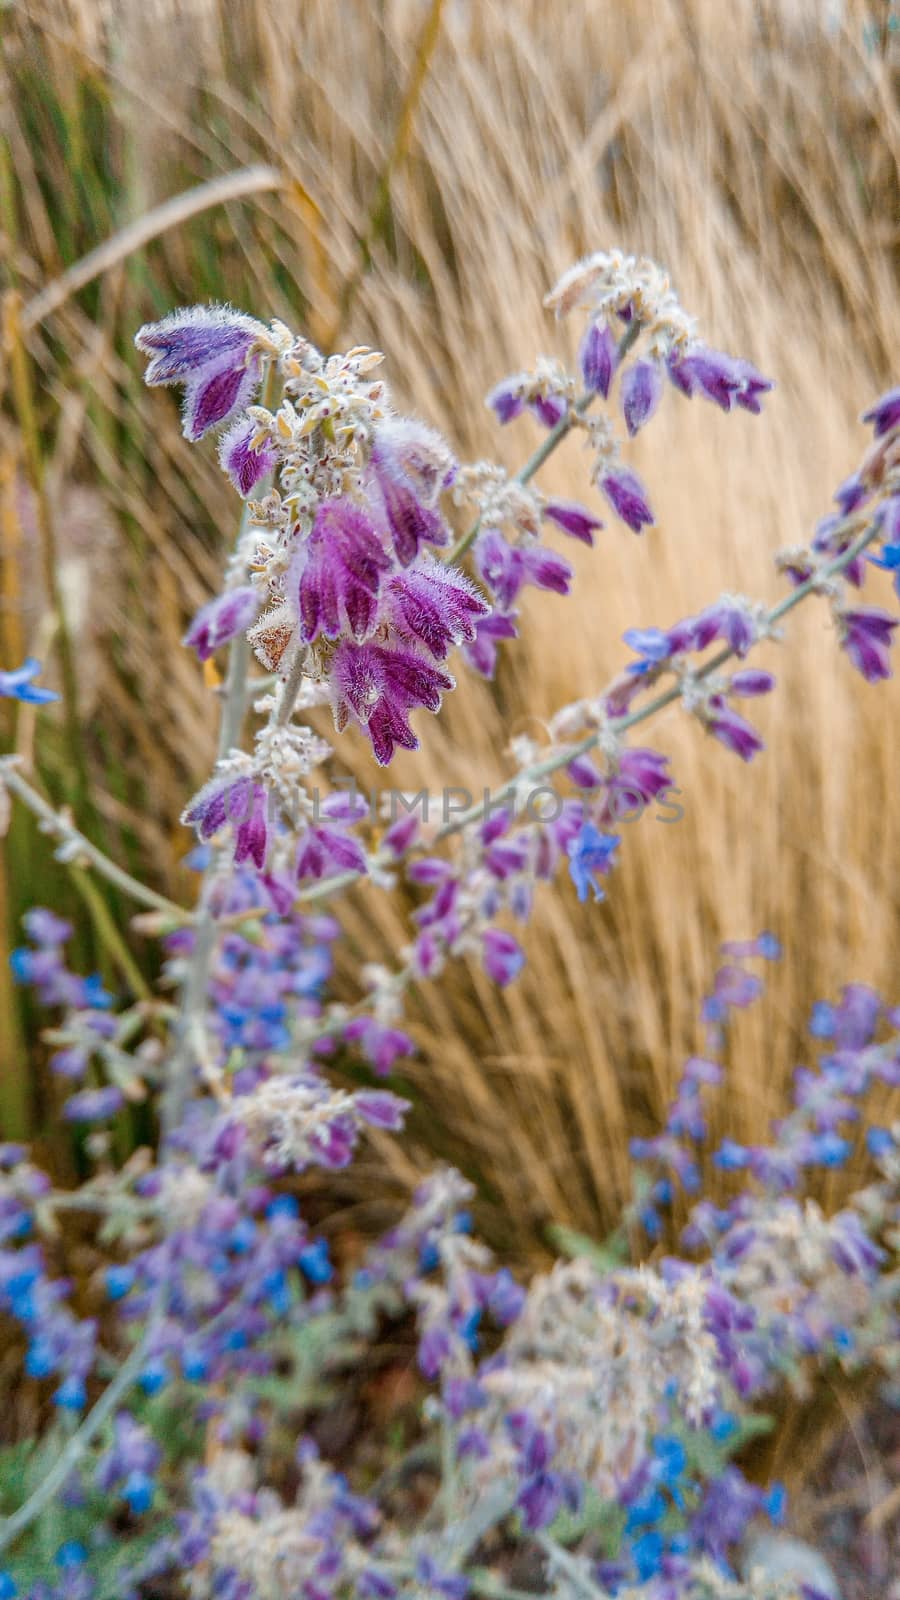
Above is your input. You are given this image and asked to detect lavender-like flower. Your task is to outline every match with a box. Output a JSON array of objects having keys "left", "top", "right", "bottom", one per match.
[
  {"left": 135, "top": 305, "right": 270, "bottom": 440},
  {"left": 384, "top": 557, "right": 489, "bottom": 661},
  {"left": 183, "top": 587, "right": 260, "bottom": 661},
  {"left": 218, "top": 416, "right": 279, "bottom": 496},
  {"left": 369, "top": 417, "right": 455, "bottom": 565},
  {"left": 838, "top": 606, "right": 898, "bottom": 682},
  {"left": 600, "top": 465, "right": 655, "bottom": 533},
  {"left": 331, "top": 641, "right": 454, "bottom": 765},
  {"left": 621, "top": 359, "right": 663, "bottom": 437},
  {"left": 861, "top": 383, "right": 900, "bottom": 438},
  {"left": 578, "top": 319, "right": 619, "bottom": 398},
  {"left": 294, "top": 499, "right": 392, "bottom": 644}
]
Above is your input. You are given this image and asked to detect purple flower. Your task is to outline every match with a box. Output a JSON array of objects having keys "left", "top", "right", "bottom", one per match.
[
  {"left": 694, "top": 599, "right": 757, "bottom": 656},
  {"left": 294, "top": 499, "right": 391, "bottom": 644},
  {"left": 414, "top": 1555, "right": 469, "bottom": 1600},
  {"left": 463, "top": 611, "right": 518, "bottom": 678},
  {"left": 96, "top": 1413, "right": 161, "bottom": 1501},
  {"left": 135, "top": 305, "right": 268, "bottom": 440},
  {"left": 22, "top": 909, "right": 71, "bottom": 944},
  {"left": 518, "top": 1471, "right": 567, "bottom": 1530},
  {"left": 621, "top": 360, "right": 663, "bottom": 436},
  {"left": 218, "top": 417, "right": 278, "bottom": 496},
  {"left": 728, "top": 358, "right": 774, "bottom": 414},
  {"left": 183, "top": 587, "right": 259, "bottom": 661},
  {"left": 579, "top": 320, "right": 619, "bottom": 398},
  {"left": 668, "top": 345, "right": 772, "bottom": 414},
  {"left": 369, "top": 418, "right": 455, "bottom": 565},
  {"left": 839, "top": 606, "right": 898, "bottom": 682},
  {"left": 183, "top": 775, "right": 270, "bottom": 867},
  {"left": 384, "top": 558, "right": 489, "bottom": 660},
  {"left": 344, "top": 1016, "right": 415, "bottom": 1076},
  {"left": 728, "top": 669, "right": 775, "bottom": 697},
  {"left": 63, "top": 1087, "right": 124, "bottom": 1122},
  {"left": 529, "top": 391, "right": 568, "bottom": 429},
  {"left": 296, "top": 824, "right": 367, "bottom": 881},
  {"left": 486, "top": 375, "right": 526, "bottom": 424},
  {"left": 834, "top": 472, "right": 869, "bottom": 515},
  {"left": 0, "top": 658, "right": 58, "bottom": 705},
  {"left": 481, "top": 928, "right": 525, "bottom": 987},
  {"left": 353, "top": 1091, "right": 410, "bottom": 1131},
  {"left": 600, "top": 466, "right": 655, "bottom": 533},
  {"left": 331, "top": 641, "right": 454, "bottom": 765},
  {"left": 705, "top": 698, "right": 764, "bottom": 762},
  {"left": 614, "top": 747, "right": 673, "bottom": 805},
  {"left": 862, "top": 385, "right": 900, "bottom": 437},
  {"left": 475, "top": 528, "right": 572, "bottom": 608},
  {"left": 542, "top": 499, "right": 604, "bottom": 544}
]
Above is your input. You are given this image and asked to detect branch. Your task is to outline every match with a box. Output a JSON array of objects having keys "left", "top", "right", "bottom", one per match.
[
  {"left": 0, "top": 759, "right": 190, "bottom": 924},
  {"left": 286, "top": 517, "right": 881, "bottom": 1043},
  {"left": 444, "top": 319, "right": 642, "bottom": 567}
]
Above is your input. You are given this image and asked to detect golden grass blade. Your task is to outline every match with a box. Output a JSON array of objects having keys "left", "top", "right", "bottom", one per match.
[{"left": 22, "top": 163, "right": 282, "bottom": 331}]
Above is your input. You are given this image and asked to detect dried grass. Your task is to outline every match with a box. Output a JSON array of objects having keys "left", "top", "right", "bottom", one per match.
[{"left": 1, "top": 0, "right": 899, "bottom": 1252}]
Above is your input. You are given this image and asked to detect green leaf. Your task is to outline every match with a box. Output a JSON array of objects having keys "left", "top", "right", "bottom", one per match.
[{"left": 544, "top": 1222, "right": 629, "bottom": 1275}]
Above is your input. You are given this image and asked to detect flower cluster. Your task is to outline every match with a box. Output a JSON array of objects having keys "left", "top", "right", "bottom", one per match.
[
  {"left": 136, "top": 307, "right": 486, "bottom": 779},
  {"left": 1, "top": 243, "right": 896, "bottom": 1600}
]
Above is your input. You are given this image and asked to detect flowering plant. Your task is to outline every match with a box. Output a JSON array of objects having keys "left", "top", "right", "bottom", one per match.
[{"left": 0, "top": 248, "right": 897, "bottom": 1599}]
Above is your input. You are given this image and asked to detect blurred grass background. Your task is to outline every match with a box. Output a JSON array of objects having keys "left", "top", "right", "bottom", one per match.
[{"left": 1, "top": 0, "right": 899, "bottom": 1257}]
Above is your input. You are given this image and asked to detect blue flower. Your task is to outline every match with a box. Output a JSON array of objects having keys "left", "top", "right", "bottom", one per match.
[
  {"left": 625, "top": 1487, "right": 667, "bottom": 1531},
  {"left": 709, "top": 1409, "right": 738, "bottom": 1443},
  {"left": 765, "top": 1482, "right": 787, "bottom": 1524},
  {"left": 623, "top": 626, "right": 671, "bottom": 675},
  {"left": 298, "top": 1237, "right": 332, "bottom": 1284},
  {"left": 810, "top": 1132, "right": 850, "bottom": 1168},
  {"left": 631, "top": 1530, "right": 664, "bottom": 1581},
  {"left": 53, "top": 1374, "right": 86, "bottom": 1410},
  {"left": 25, "top": 1337, "right": 56, "bottom": 1379},
  {"left": 0, "top": 658, "right": 58, "bottom": 705},
  {"left": 122, "top": 1468, "right": 155, "bottom": 1515},
  {"left": 653, "top": 1433, "right": 687, "bottom": 1485},
  {"left": 182, "top": 1350, "right": 209, "bottom": 1383},
  {"left": 567, "top": 822, "right": 620, "bottom": 903},
  {"left": 809, "top": 1001, "right": 835, "bottom": 1039},
  {"left": 138, "top": 1359, "right": 168, "bottom": 1395},
  {"left": 55, "top": 1541, "right": 87, "bottom": 1569},
  {"left": 869, "top": 541, "right": 900, "bottom": 572},
  {"left": 105, "top": 1264, "right": 135, "bottom": 1301},
  {"left": 714, "top": 1138, "right": 749, "bottom": 1171}
]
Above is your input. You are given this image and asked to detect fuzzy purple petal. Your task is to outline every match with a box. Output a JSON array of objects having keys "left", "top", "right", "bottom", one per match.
[
  {"left": 621, "top": 359, "right": 663, "bottom": 437},
  {"left": 600, "top": 466, "right": 655, "bottom": 533},
  {"left": 218, "top": 418, "right": 278, "bottom": 497},
  {"left": 579, "top": 321, "right": 618, "bottom": 398}
]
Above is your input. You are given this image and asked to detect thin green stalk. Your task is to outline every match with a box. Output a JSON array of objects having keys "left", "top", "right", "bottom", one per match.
[
  {"left": 165, "top": 363, "right": 278, "bottom": 1130},
  {"left": 537, "top": 1534, "right": 603, "bottom": 1599},
  {"left": 69, "top": 865, "right": 151, "bottom": 1000},
  {"left": 0, "top": 761, "right": 190, "bottom": 924},
  {"left": 0, "top": 1337, "right": 153, "bottom": 1556}
]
